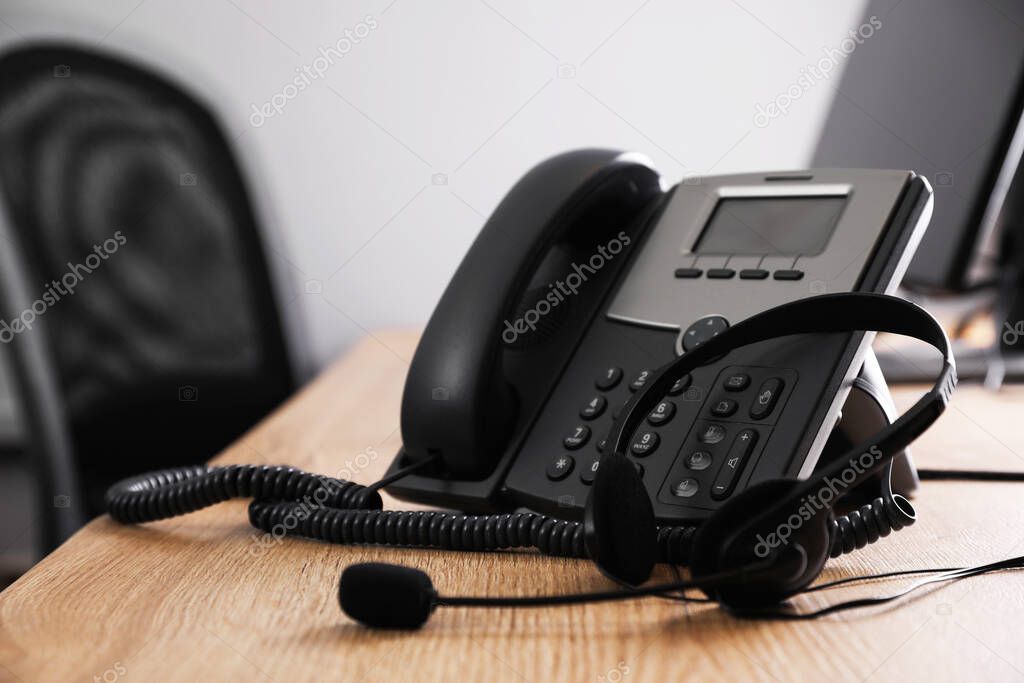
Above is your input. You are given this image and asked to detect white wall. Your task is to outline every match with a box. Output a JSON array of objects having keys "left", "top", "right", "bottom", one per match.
[{"left": 0, "top": 0, "right": 867, "bottom": 380}]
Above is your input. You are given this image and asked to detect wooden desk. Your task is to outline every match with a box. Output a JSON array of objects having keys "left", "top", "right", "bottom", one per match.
[{"left": 2, "top": 331, "right": 1024, "bottom": 683}]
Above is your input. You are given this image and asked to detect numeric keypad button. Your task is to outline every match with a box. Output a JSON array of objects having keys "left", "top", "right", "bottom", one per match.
[
  {"left": 647, "top": 401, "right": 676, "bottom": 426},
  {"left": 563, "top": 425, "right": 591, "bottom": 450},
  {"left": 630, "top": 431, "right": 660, "bottom": 457},
  {"left": 629, "top": 370, "right": 653, "bottom": 392},
  {"left": 580, "top": 458, "right": 601, "bottom": 484},
  {"left": 596, "top": 367, "right": 623, "bottom": 391},
  {"left": 668, "top": 375, "right": 692, "bottom": 396},
  {"left": 546, "top": 454, "right": 575, "bottom": 481},
  {"left": 580, "top": 396, "right": 607, "bottom": 420}
]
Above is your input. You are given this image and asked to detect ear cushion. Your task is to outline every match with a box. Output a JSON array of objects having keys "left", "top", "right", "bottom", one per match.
[
  {"left": 584, "top": 454, "right": 657, "bottom": 586},
  {"left": 689, "top": 479, "right": 832, "bottom": 608}
]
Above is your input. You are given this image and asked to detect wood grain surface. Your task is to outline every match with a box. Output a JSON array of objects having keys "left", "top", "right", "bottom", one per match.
[{"left": 2, "top": 330, "right": 1024, "bottom": 683}]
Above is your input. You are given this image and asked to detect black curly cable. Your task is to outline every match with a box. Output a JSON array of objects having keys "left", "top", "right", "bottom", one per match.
[
  {"left": 829, "top": 494, "right": 915, "bottom": 557},
  {"left": 104, "top": 464, "right": 382, "bottom": 524},
  {"left": 105, "top": 465, "right": 909, "bottom": 564}
]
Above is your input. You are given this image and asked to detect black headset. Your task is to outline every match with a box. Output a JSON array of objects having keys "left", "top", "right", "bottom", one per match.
[
  {"left": 108, "top": 293, "right": 971, "bottom": 629},
  {"left": 585, "top": 292, "right": 954, "bottom": 602}
]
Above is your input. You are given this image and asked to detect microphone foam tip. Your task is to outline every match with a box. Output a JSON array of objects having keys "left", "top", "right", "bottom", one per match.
[{"left": 338, "top": 562, "right": 437, "bottom": 629}]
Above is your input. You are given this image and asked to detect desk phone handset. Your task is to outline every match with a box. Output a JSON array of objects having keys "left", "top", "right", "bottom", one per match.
[{"left": 115, "top": 150, "right": 1020, "bottom": 629}]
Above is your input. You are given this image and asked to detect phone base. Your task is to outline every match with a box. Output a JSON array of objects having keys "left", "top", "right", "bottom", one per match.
[{"left": 816, "top": 349, "right": 919, "bottom": 505}]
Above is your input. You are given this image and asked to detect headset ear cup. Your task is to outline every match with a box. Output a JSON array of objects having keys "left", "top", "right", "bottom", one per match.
[
  {"left": 584, "top": 454, "right": 657, "bottom": 586},
  {"left": 689, "top": 479, "right": 832, "bottom": 608}
]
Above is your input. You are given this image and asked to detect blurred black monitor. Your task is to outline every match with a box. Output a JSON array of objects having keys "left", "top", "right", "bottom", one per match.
[{"left": 812, "top": 0, "right": 1024, "bottom": 294}]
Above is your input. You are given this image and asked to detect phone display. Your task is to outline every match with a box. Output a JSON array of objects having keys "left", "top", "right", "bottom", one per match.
[{"left": 694, "top": 196, "right": 846, "bottom": 256}]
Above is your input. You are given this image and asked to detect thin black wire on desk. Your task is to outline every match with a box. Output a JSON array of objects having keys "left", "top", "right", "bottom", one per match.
[
  {"left": 730, "top": 556, "right": 1024, "bottom": 620},
  {"left": 918, "top": 469, "right": 1024, "bottom": 482}
]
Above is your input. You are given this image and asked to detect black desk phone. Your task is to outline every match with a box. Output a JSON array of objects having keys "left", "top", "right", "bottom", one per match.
[
  {"left": 120, "top": 149, "right": 1024, "bottom": 628},
  {"left": 387, "top": 149, "right": 933, "bottom": 526}
]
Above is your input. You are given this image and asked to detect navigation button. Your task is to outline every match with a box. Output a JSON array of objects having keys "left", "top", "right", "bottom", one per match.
[{"left": 682, "top": 315, "right": 729, "bottom": 352}]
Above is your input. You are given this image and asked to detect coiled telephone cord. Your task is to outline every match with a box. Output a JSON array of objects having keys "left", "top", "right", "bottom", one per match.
[{"left": 105, "top": 463, "right": 914, "bottom": 563}]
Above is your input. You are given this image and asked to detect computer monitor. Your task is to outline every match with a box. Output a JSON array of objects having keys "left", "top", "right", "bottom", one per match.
[{"left": 812, "top": 0, "right": 1024, "bottom": 293}]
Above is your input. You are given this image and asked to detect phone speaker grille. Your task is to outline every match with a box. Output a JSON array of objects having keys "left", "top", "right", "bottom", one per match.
[{"left": 503, "top": 286, "right": 572, "bottom": 351}]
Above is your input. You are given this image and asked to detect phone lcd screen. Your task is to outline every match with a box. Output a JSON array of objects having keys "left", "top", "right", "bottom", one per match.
[{"left": 694, "top": 196, "right": 847, "bottom": 256}]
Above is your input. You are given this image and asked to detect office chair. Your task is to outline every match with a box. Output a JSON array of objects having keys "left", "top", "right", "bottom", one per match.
[{"left": 0, "top": 46, "right": 296, "bottom": 550}]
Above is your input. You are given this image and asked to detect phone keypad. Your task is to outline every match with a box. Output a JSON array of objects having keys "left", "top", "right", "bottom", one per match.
[{"left": 548, "top": 363, "right": 795, "bottom": 512}]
